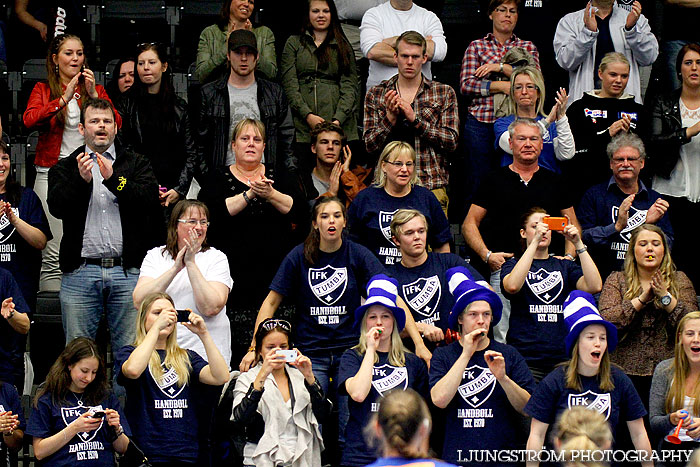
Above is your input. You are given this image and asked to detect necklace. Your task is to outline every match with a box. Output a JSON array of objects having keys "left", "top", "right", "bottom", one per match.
[
  {"left": 232, "top": 164, "right": 263, "bottom": 184},
  {"left": 73, "top": 391, "right": 84, "bottom": 407}
]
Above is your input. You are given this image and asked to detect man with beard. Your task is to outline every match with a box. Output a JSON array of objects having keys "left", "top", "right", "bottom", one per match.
[
  {"left": 47, "top": 97, "right": 159, "bottom": 360},
  {"left": 554, "top": 0, "right": 658, "bottom": 105},
  {"left": 578, "top": 133, "right": 672, "bottom": 281}
]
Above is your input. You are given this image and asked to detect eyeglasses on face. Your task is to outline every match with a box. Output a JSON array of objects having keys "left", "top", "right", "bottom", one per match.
[
  {"left": 177, "top": 219, "right": 210, "bottom": 227},
  {"left": 514, "top": 84, "right": 538, "bottom": 92},
  {"left": 611, "top": 156, "right": 641, "bottom": 164},
  {"left": 385, "top": 160, "right": 415, "bottom": 168}
]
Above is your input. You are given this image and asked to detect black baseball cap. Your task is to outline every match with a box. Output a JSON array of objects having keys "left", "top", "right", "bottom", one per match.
[{"left": 228, "top": 29, "right": 258, "bottom": 56}]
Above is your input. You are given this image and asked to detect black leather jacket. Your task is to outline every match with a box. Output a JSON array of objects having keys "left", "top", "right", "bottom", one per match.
[
  {"left": 197, "top": 75, "right": 297, "bottom": 183},
  {"left": 650, "top": 88, "right": 692, "bottom": 180},
  {"left": 116, "top": 94, "right": 199, "bottom": 197}
]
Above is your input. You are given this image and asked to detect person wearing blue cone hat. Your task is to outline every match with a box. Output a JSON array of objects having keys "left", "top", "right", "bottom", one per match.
[
  {"left": 338, "top": 274, "right": 429, "bottom": 467},
  {"left": 429, "top": 266, "right": 535, "bottom": 467},
  {"left": 525, "top": 290, "right": 653, "bottom": 465}
]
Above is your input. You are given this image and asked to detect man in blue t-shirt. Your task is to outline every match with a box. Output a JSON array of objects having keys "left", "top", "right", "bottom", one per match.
[
  {"left": 388, "top": 209, "right": 486, "bottom": 348},
  {"left": 578, "top": 133, "right": 672, "bottom": 280},
  {"left": 429, "top": 267, "right": 535, "bottom": 466}
]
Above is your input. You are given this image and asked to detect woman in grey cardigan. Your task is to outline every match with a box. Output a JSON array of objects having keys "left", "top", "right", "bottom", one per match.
[{"left": 650, "top": 311, "right": 700, "bottom": 465}]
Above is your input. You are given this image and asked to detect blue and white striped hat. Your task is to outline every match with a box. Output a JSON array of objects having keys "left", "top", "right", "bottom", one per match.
[
  {"left": 563, "top": 290, "right": 618, "bottom": 356},
  {"left": 446, "top": 266, "right": 502, "bottom": 329},
  {"left": 353, "top": 274, "right": 406, "bottom": 331}
]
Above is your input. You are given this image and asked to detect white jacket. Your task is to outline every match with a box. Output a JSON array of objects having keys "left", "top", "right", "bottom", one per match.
[{"left": 553, "top": 5, "right": 658, "bottom": 106}]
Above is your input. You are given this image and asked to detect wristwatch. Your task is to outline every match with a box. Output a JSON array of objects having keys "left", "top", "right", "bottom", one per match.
[{"left": 661, "top": 292, "right": 673, "bottom": 307}]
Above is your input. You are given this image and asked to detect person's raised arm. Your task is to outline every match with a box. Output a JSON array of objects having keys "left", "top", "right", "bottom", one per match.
[
  {"left": 431, "top": 329, "right": 482, "bottom": 408},
  {"left": 560, "top": 207, "right": 581, "bottom": 257},
  {"left": 181, "top": 231, "right": 229, "bottom": 317},
  {"left": 344, "top": 328, "right": 380, "bottom": 402},
  {"left": 484, "top": 350, "right": 530, "bottom": 414},
  {"left": 14, "top": 0, "right": 47, "bottom": 41},
  {"left": 0, "top": 201, "right": 47, "bottom": 249},
  {"left": 239, "top": 290, "right": 284, "bottom": 371},
  {"left": 563, "top": 224, "right": 602, "bottom": 293},
  {"left": 398, "top": 297, "right": 432, "bottom": 367},
  {"left": 185, "top": 313, "right": 230, "bottom": 385},
  {"left": 132, "top": 249, "right": 185, "bottom": 310},
  {"left": 553, "top": 8, "right": 597, "bottom": 71},
  {"left": 502, "top": 223, "right": 547, "bottom": 294},
  {"left": 121, "top": 310, "right": 175, "bottom": 379}
]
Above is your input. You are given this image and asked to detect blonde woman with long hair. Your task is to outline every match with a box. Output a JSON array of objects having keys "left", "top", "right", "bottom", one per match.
[
  {"left": 22, "top": 33, "right": 119, "bottom": 291},
  {"left": 650, "top": 311, "right": 700, "bottom": 466},
  {"left": 494, "top": 65, "right": 573, "bottom": 174},
  {"left": 554, "top": 407, "right": 613, "bottom": 467},
  {"left": 526, "top": 291, "right": 652, "bottom": 467},
  {"left": 115, "top": 292, "right": 229, "bottom": 466},
  {"left": 347, "top": 141, "right": 451, "bottom": 266},
  {"left": 600, "top": 224, "right": 696, "bottom": 413},
  {"left": 338, "top": 275, "right": 428, "bottom": 467}
]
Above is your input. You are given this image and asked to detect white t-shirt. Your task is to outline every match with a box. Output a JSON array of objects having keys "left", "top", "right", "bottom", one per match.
[
  {"left": 140, "top": 246, "right": 233, "bottom": 365},
  {"left": 360, "top": 1, "right": 447, "bottom": 88},
  {"left": 653, "top": 99, "right": 700, "bottom": 202},
  {"left": 60, "top": 98, "right": 83, "bottom": 159}
]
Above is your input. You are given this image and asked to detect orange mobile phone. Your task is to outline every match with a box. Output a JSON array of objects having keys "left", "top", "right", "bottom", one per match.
[{"left": 542, "top": 216, "right": 568, "bottom": 231}]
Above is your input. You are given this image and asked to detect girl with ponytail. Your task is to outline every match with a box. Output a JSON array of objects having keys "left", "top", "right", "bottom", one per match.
[
  {"left": 554, "top": 407, "right": 612, "bottom": 467},
  {"left": 364, "top": 389, "right": 457, "bottom": 467}
]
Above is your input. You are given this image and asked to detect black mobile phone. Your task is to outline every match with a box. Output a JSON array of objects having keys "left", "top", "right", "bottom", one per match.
[
  {"left": 177, "top": 309, "right": 190, "bottom": 322},
  {"left": 92, "top": 411, "right": 105, "bottom": 419}
]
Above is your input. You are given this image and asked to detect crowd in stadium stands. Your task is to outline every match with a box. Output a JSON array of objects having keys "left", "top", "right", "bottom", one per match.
[{"left": 3, "top": 0, "right": 700, "bottom": 465}]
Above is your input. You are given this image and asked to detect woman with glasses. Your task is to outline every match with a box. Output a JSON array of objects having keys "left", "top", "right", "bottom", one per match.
[
  {"left": 493, "top": 66, "right": 573, "bottom": 174},
  {"left": 233, "top": 318, "right": 328, "bottom": 467},
  {"left": 198, "top": 118, "right": 300, "bottom": 365},
  {"left": 116, "top": 42, "right": 198, "bottom": 213},
  {"left": 347, "top": 141, "right": 451, "bottom": 267},
  {"left": 133, "top": 199, "right": 232, "bottom": 366}
]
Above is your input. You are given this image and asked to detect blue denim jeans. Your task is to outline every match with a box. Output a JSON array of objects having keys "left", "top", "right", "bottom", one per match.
[
  {"left": 661, "top": 39, "right": 689, "bottom": 92},
  {"left": 307, "top": 348, "right": 349, "bottom": 451},
  {"left": 464, "top": 114, "right": 496, "bottom": 206},
  {"left": 60, "top": 263, "right": 139, "bottom": 363}
]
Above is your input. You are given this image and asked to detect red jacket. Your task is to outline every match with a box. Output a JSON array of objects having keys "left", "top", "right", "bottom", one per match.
[{"left": 23, "top": 82, "right": 122, "bottom": 168}]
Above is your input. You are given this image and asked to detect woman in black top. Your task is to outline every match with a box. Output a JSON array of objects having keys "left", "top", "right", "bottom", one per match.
[{"left": 116, "top": 43, "right": 198, "bottom": 211}]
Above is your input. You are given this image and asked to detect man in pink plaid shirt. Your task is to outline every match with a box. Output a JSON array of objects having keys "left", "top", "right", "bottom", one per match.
[{"left": 460, "top": 0, "right": 539, "bottom": 206}]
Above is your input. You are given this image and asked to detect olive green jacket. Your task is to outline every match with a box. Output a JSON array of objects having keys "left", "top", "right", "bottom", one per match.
[
  {"left": 280, "top": 32, "right": 359, "bottom": 142},
  {"left": 195, "top": 23, "right": 277, "bottom": 84}
]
